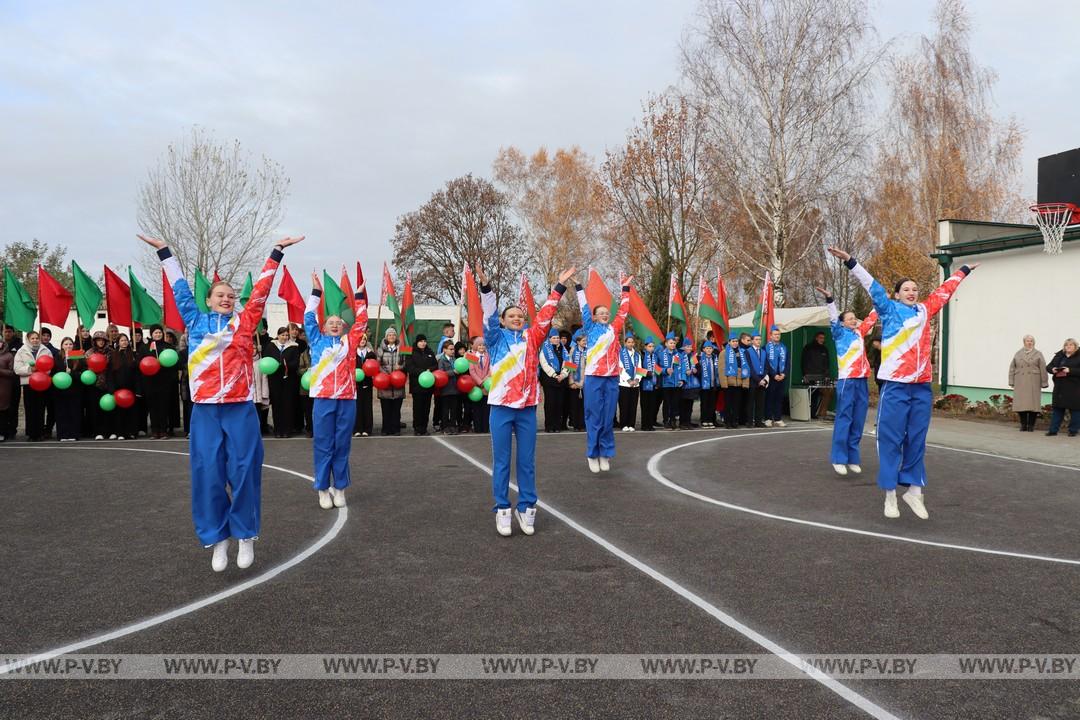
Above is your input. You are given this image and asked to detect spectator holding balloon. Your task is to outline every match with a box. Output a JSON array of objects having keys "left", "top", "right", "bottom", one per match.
[
  {"left": 106, "top": 333, "right": 139, "bottom": 440},
  {"left": 404, "top": 334, "right": 438, "bottom": 436},
  {"left": 376, "top": 327, "right": 405, "bottom": 435},
  {"left": 14, "top": 330, "right": 53, "bottom": 441},
  {"left": 53, "top": 337, "right": 82, "bottom": 441}
]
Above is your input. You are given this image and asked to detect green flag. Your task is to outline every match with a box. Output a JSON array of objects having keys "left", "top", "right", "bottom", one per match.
[
  {"left": 129, "top": 269, "right": 162, "bottom": 325},
  {"left": 321, "top": 270, "right": 345, "bottom": 323},
  {"left": 195, "top": 268, "right": 212, "bottom": 313},
  {"left": 3, "top": 267, "right": 38, "bottom": 332},
  {"left": 72, "top": 260, "right": 103, "bottom": 328},
  {"left": 239, "top": 272, "right": 253, "bottom": 306}
]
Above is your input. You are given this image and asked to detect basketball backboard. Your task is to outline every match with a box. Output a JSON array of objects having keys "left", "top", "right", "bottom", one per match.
[{"left": 1037, "top": 148, "right": 1080, "bottom": 209}]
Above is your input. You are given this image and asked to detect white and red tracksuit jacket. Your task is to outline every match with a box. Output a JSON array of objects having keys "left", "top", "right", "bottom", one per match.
[
  {"left": 847, "top": 259, "right": 971, "bottom": 384},
  {"left": 826, "top": 299, "right": 878, "bottom": 380},
  {"left": 159, "top": 246, "right": 281, "bottom": 404},
  {"left": 481, "top": 282, "right": 566, "bottom": 408},
  {"left": 576, "top": 285, "right": 630, "bottom": 377},
  {"left": 304, "top": 290, "right": 369, "bottom": 400}
]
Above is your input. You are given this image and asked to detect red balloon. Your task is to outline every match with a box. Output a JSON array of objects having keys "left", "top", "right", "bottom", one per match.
[
  {"left": 372, "top": 372, "right": 391, "bottom": 390},
  {"left": 432, "top": 369, "right": 450, "bottom": 388},
  {"left": 34, "top": 353, "right": 55, "bottom": 373},
  {"left": 28, "top": 371, "right": 51, "bottom": 391},
  {"left": 456, "top": 375, "right": 475, "bottom": 393},
  {"left": 362, "top": 358, "right": 381, "bottom": 377},
  {"left": 389, "top": 369, "right": 407, "bottom": 388},
  {"left": 87, "top": 353, "right": 108, "bottom": 373},
  {"left": 139, "top": 356, "right": 161, "bottom": 376},
  {"left": 114, "top": 388, "right": 136, "bottom": 408}
]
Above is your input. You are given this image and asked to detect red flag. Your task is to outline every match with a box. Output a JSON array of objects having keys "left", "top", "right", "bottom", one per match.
[
  {"left": 277, "top": 265, "right": 305, "bottom": 324},
  {"left": 400, "top": 272, "right": 415, "bottom": 350},
  {"left": 162, "top": 269, "right": 186, "bottom": 331},
  {"left": 716, "top": 269, "right": 731, "bottom": 335},
  {"left": 585, "top": 268, "right": 613, "bottom": 315},
  {"left": 698, "top": 275, "right": 725, "bottom": 343},
  {"left": 355, "top": 262, "right": 365, "bottom": 292},
  {"left": 461, "top": 262, "right": 483, "bottom": 340},
  {"left": 213, "top": 270, "right": 221, "bottom": 283},
  {"left": 339, "top": 265, "right": 354, "bottom": 306},
  {"left": 103, "top": 265, "right": 132, "bottom": 327},
  {"left": 627, "top": 286, "right": 663, "bottom": 345},
  {"left": 37, "top": 265, "right": 74, "bottom": 327},
  {"left": 517, "top": 273, "right": 537, "bottom": 324},
  {"left": 668, "top": 273, "right": 692, "bottom": 344},
  {"left": 380, "top": 262, "right": 396, "bottom": 308}
]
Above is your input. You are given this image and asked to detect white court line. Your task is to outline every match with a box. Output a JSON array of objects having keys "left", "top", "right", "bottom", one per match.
[
  {"left": 432, "top": 435, "right": 901, "bottom": 720},
  {"left": 0, "top": 446, "right": 346, "bottom": 675},
  {"left": 646, "top": 430, "right": 1080, "bottom": 566}
]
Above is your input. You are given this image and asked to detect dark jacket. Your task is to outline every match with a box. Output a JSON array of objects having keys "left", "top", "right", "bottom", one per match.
[
  {"left": 355, "top": 345, "right": 376, "bottom": 390},
  {"left": 1047, "top": 350, "right": 1080, "bottom": 410},
  {"left": 802, "top": 341, "right": 830, "bottom": 380},
  {"left": 0, "top": 342, "right": 14, "bottom": 411},
  {"left": 405, "top": 345, "right": 438, "bottom": 395},
  {"left": 437, "top": 353, "right": 459, "bottom": 396}
]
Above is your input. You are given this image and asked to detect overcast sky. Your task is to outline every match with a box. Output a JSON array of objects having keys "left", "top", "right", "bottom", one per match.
[{"left": 2, "top": 0, "right": 1077, "bottom": 288}]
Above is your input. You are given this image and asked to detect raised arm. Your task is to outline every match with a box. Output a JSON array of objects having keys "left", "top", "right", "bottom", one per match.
[
  {"left": 304, "top": 271, "right": 325, "bottom": 346},
  {"left": 922, "top": 265, "right": 976, "bottom": 318},
  {"left": 347, "top": 282, "right": 369, "bottom": 350},
  {"left": 826, "top": 247, "right": 893, "bottom": 319},
  {"left": 238, "top": 236, "right": 303, "bottom": 335},
  {"left": 139, "top": 235, "right": 199, "bottom": 328},
  {"left": 477, "top": 266, "right": 502, "bottom": 350},
  {"left": 816, "top": 286, "right": 841, "bottom": 331},
  {"left": 529, "top": 268, "right": 576, "bottom": 345},
  {"left": 857, "top": 310, "right": 879, "bottom": 337},
  {"left": 575, "top": 282, "right": 592, "bottom": 327},
  {"left": 611, "top": 275, "right": 632, "bottom": 334}
]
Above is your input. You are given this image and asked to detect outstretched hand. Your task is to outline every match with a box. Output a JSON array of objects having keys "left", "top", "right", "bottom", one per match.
[
  {"left": 826, "top": 246, "right": 851, "bottom": 262},
  {"left": 968, "top": 262, "right": 980, "bottom": 271},
  {"left": 137, "top": 234, "right": 166, "bottom": 250},
  {"left": 558, "top": 267, "right": 577, "bottom": 286},
  {"left": 620, "top": 273, "right": 635, "bottom": 287},
  {"left": 814, "top": 286, "right": 829, "bottom": 297},
  {"left": 311, "top": 271, "right": 322, "bottom": 291},
  {"left": 277, "top": 236, "right": 305, "bottom": 248},
  {"left": 475, "top": 265, "right": 489, "bottom": 286}
]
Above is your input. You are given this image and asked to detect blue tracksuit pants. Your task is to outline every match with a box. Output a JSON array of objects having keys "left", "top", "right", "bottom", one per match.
[
  {"left": 312, "top": 397, "right": 356, "bottom": 491},
  {"left": 875, "top": 381, "right": 932, "bottom": 490},
  {"left": 490, "top": 404, "right": 538, "bottom": 512},
  {"left": 830, "top": 378, "right": 869, "bottom": 465},
  {"left": 584, "top": 375, "right": 618, "bottom": 458},
  {"left": 190, "top": 402, "right": 264, "bottom": 546}
]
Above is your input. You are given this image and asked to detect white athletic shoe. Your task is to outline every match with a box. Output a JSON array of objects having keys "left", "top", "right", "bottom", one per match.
[
  {"left": 236, "top": 538, "right": 255, "bottom": 569},
  {"left": 108, "top": 434, "right": 117, "bottom": 440},
  {"left": 588, "top": 457, "right": 600, "bottom": 473},
  {"left": 621, "top": 426, "right": 632, "bottom": 432},
  {"left": 902, "top": 492, "right": 929, "bottom": 520},
  {"left": 318, "top": 490, "right": 333, "bottom": 510},
  {"left": 599, "top": 457, "right": 610, "bottom": 472},
  {"left": 775, "top": 420, "right": 786, "bottom": 428},
  {"left": 331, "top": 487, "right": 347, "bottom": 508},
  {"left": 884, "top": 494, "right": 900, "bottom": 519},
  {"left": 95, "top": 435, "right": 104, "bottom": 440},
  {"left": 515, "top": 507, "right": 537, "bottom": 536},
  {"left": 211, "top": 539, "right": 230, "bottom": 572},
  {"left": 848, "top": 464, "right": 862, "bottom": 475},
  {"left": 627, "top": 427, "right": 635, "bottom": 432},
  {"left": 496, "top": 508, "right": 513, "bottom": 537},
  {"left": 353, "top": 432, "right": 361, "bottom": 438},
  {"left": 832, "top": 463, "right": 848, "bottom": 476},
  {"left": 764, "top": 420, "right": 772, "bottom": 428}
]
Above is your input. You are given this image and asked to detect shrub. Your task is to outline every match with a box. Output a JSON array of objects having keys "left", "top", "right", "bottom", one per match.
[{"left": 934, "top": 393, "right": 969, "bottom": 414}]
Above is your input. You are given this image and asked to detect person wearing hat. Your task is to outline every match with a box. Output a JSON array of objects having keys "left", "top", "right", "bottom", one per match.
[
  {"left": 618, "top": 334, "right": 642, "bottom": 431},
  {"left": 764, "top": 325, "right": 789, "bottom": 427},
  {"left": 699, "top": 340, "right": 720, "bottom": 428},
  {"left": 678, "top": 336, "right": 700, "bottom": 429},
  {"left": 721, "top": 332, "right": 749, "bottom": 428},
  {"left": 659, "top": 331, "right": 683, "bottom": 429},
  {"left": 539, "top": 327, "right": 569, "bottom": 433},
  {"left": 576, "top": 275, "right": 632, "bottom": 472},
  {"left": 639, "top": 337, "right": 660, "bottom": 430},
  {"left": 568, "top": 329, "right": 587, "bottom": 431},
  {"left": 403, "top": 334, "right": 438, "bottom": 436}
]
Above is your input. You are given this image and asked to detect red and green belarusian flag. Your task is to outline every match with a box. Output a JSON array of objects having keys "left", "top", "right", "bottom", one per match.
[
  {"left": 698, "top": 273, "right": 728, "bottom": 342},
  {"left": 518, "top": 272, "right": 537, "bottom": 325},
  {"left": 399, "top": 272, "right": 415, "bottom": 353},
  {"left": 318, "top": 270, "right": 345, "bottom": 328},
  {"left": 751, "top": 271, "right": 776, "bottom": 339},
  {"left": 381, "top": 261, "right": 405, "bottom": 341},
  {"left": 338, "top": 265, "right": 356, "bottom": 325},
  {"left": 627, "top": 286, "right": 663, "bottom": 346},
  {"left": 584, "top": 268, "right": 617, "bottom": 318},
  {"left": 668, "top": 273, "right": 692, "bottom": 343}
]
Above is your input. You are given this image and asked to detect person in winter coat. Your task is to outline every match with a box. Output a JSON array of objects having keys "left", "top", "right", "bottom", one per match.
[
  {"left": 764, "top": 326, "right": 789, "bottom": 427},
  {"left": 829, "top": 245, "right": 976, "bottom": 521},
  {"left": 436, "top": 337, "right": 461, "bottom": 435},
  {"left": 142, "top": 232, "right": 304, "bottom": 573},
  {"left": 659, "top": 332, "right": 683, "bottom": 430},
  {"left": 404, "top": 334, "right": 438, "bottom": 436},
  {"left": 354, "top": 335, "right": 376, "bottom": 437},
  {"left": 85, "top": 332, "right": 110, "bottom": 440},
  {"left": 638, "top": 337, "right": 660, "bottom": 431},
  {"left": 678, "top": 337, "right": 700, "bottom": 429},
  {"left": 106, "top": 333, "right": 139, "bottom": 440},
  {"left": 0, "top": 337, "right": 14, "bottom": 441},
  {"left": 14, "top": 331, "right": 52, "bottom": 441},
  {"left": 1046, "top": 339, "right": 1080, "bottom": 437},
  {"left": 567, "top": 330, "right": 587, "bottom": 431},
  {"left": 698, "top": 341, "right": 720, "bottom": 428},
  {"left": 1008, "top": 335, "right": 1048, "bottom": 432},
  {"left": 261, "top": 326, "right": 301, "bottom": 438},
  {"left": 138, "top": 325, "right": 177, "bottom": 439},
  {"left": 721, "top": 333, "right": 749, "bottom": 429},
  {"left": 617, "top": 334, "right": 642, "bottom": 432},
  {"left": 377, "top": 327, "right": 405, "bottom": 435},
  {"left": 54, "top": 337, "right": 83, "bottom": 441},
  {"left": 539, "top": 328, "right": 569, "bottom": 433},
  {"left": 468, "top": 336, "right": 491, "bottom": 434}
]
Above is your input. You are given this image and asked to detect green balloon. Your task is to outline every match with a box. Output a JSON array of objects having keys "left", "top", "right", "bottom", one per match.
[
  {"left": 468, "top": 386, "right": 484, "bottom": 402},
  {"left": 418, "top": 370, "right": 435, "bottom": 388},
  {"left": 300, "top": 370, "right": 313, "bottom": 391},
  {"left": 453, "top": 357, "right": 470, "bottom": 374},
  {"left": 354, "top": 368, "right": 365, "bottom": 383},
  {"left": 52, "top": 371, "right": 73, "bottom": 390},
  {"left": 258, "top": 356, "right": 280, "bottom": 375},
  {"left": 80, "top": 370, "right": 97, "bottom": 386},
  {"left": 99, "top": 393, "right": 116, "bottom": 412},
  {"left": 483, "top": 377, "right": 492, "bottom": 392},
  {"left": 158, "top": 348, "right": 179, "bottom": 368}
]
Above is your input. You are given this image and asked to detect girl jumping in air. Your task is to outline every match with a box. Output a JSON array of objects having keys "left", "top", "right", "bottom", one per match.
[
  {"left": 141, "top": 233, "right": 303, "bottom": 572},
  {"left": 576, "top": 276, "right": 631, "bottom": 471},
  {"left": 828, "top": 246, "right": 976, "bottom": 520}
]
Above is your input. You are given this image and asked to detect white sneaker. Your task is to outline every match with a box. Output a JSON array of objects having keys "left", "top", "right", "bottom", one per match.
[
  {"left": 588, "top": 457, "right": 600, "bottom": 473},
  {"left": 137, "top": 431, "right": 146, "bottom": 438},
  {"left": 95, "top": 435, "right": 104, "bottom": 440},
  {"left": 318, "top": 490, "right": 333, "bottom": 510},
  {"left": 361, "top": 432, "right": 369, "bottom": 437},
  {"left": 236, "top": 538, "right": 255, "bottom": 569},
  {"left": 621, "top": 426, "right": 631, "bottom": 432},
  {"left": 353, "top": 432, "right": 361, "bottom": 438},
  {"left": 832, "top": 463, "right": 848, "bottom": 476},
  {"left": 775, "top": 420, "right": 786, "bottom": 428},
  {"left": 331, "top": 487, "right": 346, "bottom": 508},
  {"left": 848, "top": 464, "right": 862, "bottom": 475},
  {"left": 764, "top": 420, "right": 772, "bottom": 428},
  {"left": 627, "top": 427, "right": 635, "bottom": 432},
  {"left": 496, "top": 508, "right": 513, "bottom": 536},
  {"left": 515, "top": 507, "right": 537, "bottom": 536},
  {"left": 599, "top": 457, "right": 610, "bottom": 472},
  {"left": 108, "top": 434, "right": 117, "bottom": 440},
  {"left": 117, "top": 435, "right": 125, "bottom": 441},
  {"left": 211, "top": 539, "right": 230, "bottom": 572},
  {"left": 884, "top": 494, "right": 900, "bottom": 518},
  {"left": 902, "top": 492, "right": 929, "bottom": 519}
]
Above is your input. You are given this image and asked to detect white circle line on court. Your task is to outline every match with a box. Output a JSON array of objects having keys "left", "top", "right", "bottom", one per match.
[
  {"left": 432, "top": 434, "right": 902, "bottom": 720},
  {"left": 0, "top": 446, "right": 345, "bottom": 675},
  {"left": 645, "top": 429, "right": 1080, "bottom": 566}
]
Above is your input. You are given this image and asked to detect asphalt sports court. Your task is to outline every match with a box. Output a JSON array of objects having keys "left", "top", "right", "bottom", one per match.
[{"left": 3, "top": 425, "right": 1079, "bottom": 719}]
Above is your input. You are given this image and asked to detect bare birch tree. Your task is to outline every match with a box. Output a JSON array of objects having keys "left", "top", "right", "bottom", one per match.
[{"left": 137, "top": 126, "right": 289, "bottom": 288}]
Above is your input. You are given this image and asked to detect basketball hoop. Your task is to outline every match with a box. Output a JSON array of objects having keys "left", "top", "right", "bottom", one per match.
[{"left": 1030, "top": 202, "right": 1077, "bottom": 255}]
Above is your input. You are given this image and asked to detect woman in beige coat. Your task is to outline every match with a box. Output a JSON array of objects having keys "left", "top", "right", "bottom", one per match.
[{"left": 1009, "top": 335, "right": 1048, "bottom": 432}]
